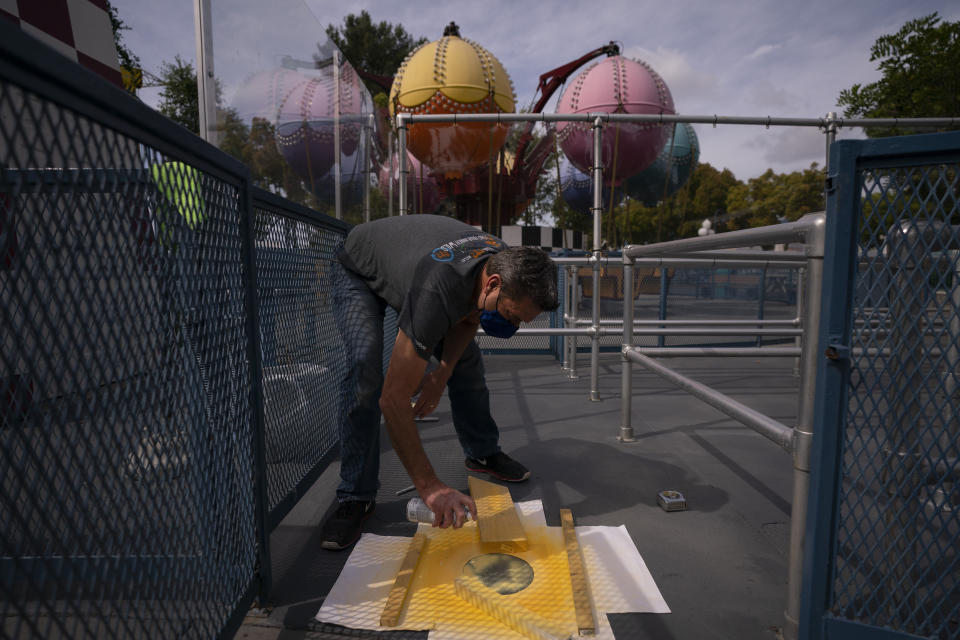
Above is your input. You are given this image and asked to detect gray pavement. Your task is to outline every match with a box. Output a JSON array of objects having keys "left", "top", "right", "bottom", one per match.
[{"left": 236, "top": 352, "right": 798, "bottom": 639}]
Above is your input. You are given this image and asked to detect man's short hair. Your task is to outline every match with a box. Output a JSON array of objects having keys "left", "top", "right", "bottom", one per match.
[{"left": 486, "top": 247, "right": 559, "bottom": 311}]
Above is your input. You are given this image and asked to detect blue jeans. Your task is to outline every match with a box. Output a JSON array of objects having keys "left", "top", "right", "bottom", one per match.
[{"left": 331, "top": 258, "right": 501, "bottom": 502}]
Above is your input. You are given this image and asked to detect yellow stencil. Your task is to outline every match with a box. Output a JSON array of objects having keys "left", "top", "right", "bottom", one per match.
[
  {"left": 455, "top": 574, "right": 569, "bottom": 640},
  {"left": 469, "top": 476, "right": 528, "bottom": 546},
  {"left": 400, "top": 522, "right": 577, "bottom": 639}
]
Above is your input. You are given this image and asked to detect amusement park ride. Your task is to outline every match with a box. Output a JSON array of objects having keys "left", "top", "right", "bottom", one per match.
[
  {"left": 233, "top": 22, "right": 700, "bottom": 235},
  {"left": 439, "top": 35, "right": 627, "bottom": 230}
]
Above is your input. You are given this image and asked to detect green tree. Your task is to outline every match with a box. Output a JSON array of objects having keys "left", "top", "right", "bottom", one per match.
[
  {"left": 218, "top": 114, "right": 328, "bottom": 210},
  {"left": 525, "top": 150, "right": 559, "bottom": 226},
  {"left": 838, "top": 14, "right": 960, "bottom": 235},
  {"left": 151, "top": 52, "right": 374, "bottom": 216},
  {"left": 516, "top": 126, "right": 564, "bottom": 227},
  {"left": 326, "top": 11, "right": 427, "bottom": 98},
  {"left": 549, "top": 162, "right": 743, "bottom": 248},
  {"left": 682, "top": 163, "right": 740, "bottom": 233},
  {"left": 105, "top": 1, "right": 141, "bottom": 93},
  {"left": 536, "top": 147, "right": 593, "bottom": 243},
  {"left": 157, "top": 55, "right": 200, "bottom": 134},
  {"left": 552, "top": 197, "right": 593, "bottom": 242},
  {"left": 624, "top": 163, "right": 741, "bottom": 245},
  {"left": 616, "top": 199, "right": 657, "bottom": 246},
  {"left": 838, "top": 12, "right": 960, "bottom": 137},
  {"left": 725, "top": 163, "right": 824, "bottom": 230},
  {"left": 216, "top": 109, "right": 250, "bottom": 166}
]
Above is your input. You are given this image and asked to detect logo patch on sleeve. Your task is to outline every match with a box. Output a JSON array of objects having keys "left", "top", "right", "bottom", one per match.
[{"left": 430, "top": 234, "right": 505, "bottom": 263}]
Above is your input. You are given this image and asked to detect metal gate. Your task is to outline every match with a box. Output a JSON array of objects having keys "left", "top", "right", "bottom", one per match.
[{"left": 800, "top": 131, "right": 960, "bottom": 639}]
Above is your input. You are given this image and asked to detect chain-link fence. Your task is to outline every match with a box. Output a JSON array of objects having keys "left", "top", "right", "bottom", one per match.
[
  {"left": 0, "top": 24, "right": 350, "bottom": 638},
  {"left": 804, "top": 134, "right": 960, "bottom": 640}
]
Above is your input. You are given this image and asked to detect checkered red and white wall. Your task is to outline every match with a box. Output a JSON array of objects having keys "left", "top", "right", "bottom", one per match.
[{"left": 0, "top": 0, "right": 122, "bottom": 86}]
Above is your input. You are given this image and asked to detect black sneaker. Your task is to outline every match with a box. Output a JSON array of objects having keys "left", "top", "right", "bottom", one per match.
[
  {"left": 465, "top": 451, "right": 530, "bottom": 482},
  {"left": 320, "top": 500, "right": 375, "bottom": 550}
]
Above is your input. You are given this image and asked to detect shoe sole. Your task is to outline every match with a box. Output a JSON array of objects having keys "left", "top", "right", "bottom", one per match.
[
  {"left": 319, "top": 505, "right": 376, "bottom": 550},
  {"left": 465, "top": 464, "right": 530, "bottom": 483}
]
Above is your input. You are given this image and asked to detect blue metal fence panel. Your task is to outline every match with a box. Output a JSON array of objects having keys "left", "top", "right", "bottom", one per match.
[
  {"left": 0, "top": 65, "right": 258, "bottom": 640},
  {"left": 0, "top": 21, "right": 346, "bottom": 639},
  {"left": 251, "top": 189, "right": 349, "bottom": 530},
  {"left": 801, "top": 131, "right": 960, "bottom": 640}
]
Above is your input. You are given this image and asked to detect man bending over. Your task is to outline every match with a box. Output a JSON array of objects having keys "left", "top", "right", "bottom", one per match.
[{"left": 321, "top": 214, "right": 558, "bottom": 550}]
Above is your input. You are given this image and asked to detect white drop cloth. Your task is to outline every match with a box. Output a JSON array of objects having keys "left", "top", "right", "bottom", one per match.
[{"left": 315, "top": 500, "right": 669, "bottom": 639}]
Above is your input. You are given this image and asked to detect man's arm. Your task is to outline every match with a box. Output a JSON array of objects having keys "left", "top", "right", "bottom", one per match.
[
  {"left": 379, "top": 328, "right": 477, "bottom": 528},
  {"left": 411, "top": 316, "right": 480, "bottom": 418}
]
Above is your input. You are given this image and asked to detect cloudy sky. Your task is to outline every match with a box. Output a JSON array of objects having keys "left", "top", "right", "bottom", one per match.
[{"left": 120, "top": 0, "right": 958, "bottom": 181}]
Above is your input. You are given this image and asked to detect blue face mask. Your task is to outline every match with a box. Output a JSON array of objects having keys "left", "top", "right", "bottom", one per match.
[{"left": 479, "top": 289, "right": 519, "bottom": 339}]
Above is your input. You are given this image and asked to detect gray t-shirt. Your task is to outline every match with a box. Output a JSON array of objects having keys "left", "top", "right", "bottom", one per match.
[{"left": 338, "top": 215, "right": 506, "bottom": 359}]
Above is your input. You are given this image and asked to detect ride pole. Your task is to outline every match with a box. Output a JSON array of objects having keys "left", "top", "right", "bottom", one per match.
[
  {"left": 333, "top": 50, "right": 342, "bottom": 220},
  {"left": 620, "top": 252, "right": 635, "bottom": 441},
  {"left": 590, "top": 116, "right": 604, "bottom": 401},
  {"left": 364, "top": 113, "right": 373, "bottom": 223},
  {"left": 823, "top": 111, "right": 838, "bottom": 174},
  {"left": 193, "top": 0, "right": 217, "bottom": 145},
  {"left": 397, "top": 114, "right": 409, "bottom": 216}
]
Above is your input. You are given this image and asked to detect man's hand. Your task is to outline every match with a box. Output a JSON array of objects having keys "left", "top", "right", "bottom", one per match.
[
  {"left": 412, "top": 369, "right": 448, "bottom": 418},
  {"left": 421, "top": 482, "right": 476, "bottom": 529}
]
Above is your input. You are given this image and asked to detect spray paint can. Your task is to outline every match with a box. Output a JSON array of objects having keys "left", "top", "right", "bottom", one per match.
[
  {"left": 405, "top": 497, "right": 472, "bottom": 524},
  {"left": 406, "top": 497, "right": 435, "bottom": 523}
]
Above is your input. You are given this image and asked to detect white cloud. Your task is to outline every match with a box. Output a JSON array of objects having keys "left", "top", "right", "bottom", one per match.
[
  {"left": 745, "top": 43, "right": 781, "bottom": 61},
  {"left": 621, "top": 45, "right": 718, "bottom": 107},
  {"left": 747, "top": 80, "right": 803, "bottom": 111},
  {"left": 744, "top": 127, "right": 827, "bottom": 167},
  {"left": 117, "top": 0, "right": 959, "bottom": 181}
]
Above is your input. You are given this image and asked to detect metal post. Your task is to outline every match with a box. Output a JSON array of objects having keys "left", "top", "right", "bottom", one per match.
[
  {"left": 757, "top": 267, "right": 768, "bottom": 348},
  {"left": 561, "top": 265, "right": 572, "bottom": 371},
  {"left": 948, "top": 253, "right": 960, "bottom": 427},
  {"left": 387, "top": 133, "right": 394, "bottom": 217},
  {"left": 397, "top": 115, "right": 408, "bottom": 216},
  {"left": 620, "top": 254, "right": 636, "bottom": 441},
  {"left": 782, "top": 214, "right": 825, "bottom": 640},
  {"left": 193, "top": 0, "right": 217, "bottom": 145},
  {"left": 624, "top": 216, "right": 813, "bottom": 257},
  {"left": 824, "top": 111, "right": 838, "bottom": 173},
  {"left": 657, "top": 268, "right": 668, "bottom": 348},
  {"left": 625, "top": 350, "right": 794, "bottom": 450},
  {"left": 570, "top": 266, "right": 580, "bottom": 380},
  {"left": 590, "top": 117, "right": 604, "bottom": 401},
  {"left": 363, "top": 113, "right": 372, "bottom": 223},
  {"left": 793, "top": 266, "right": 804, "bottom": 377},
  {"left": 237, "top": 177, "right": 270, "bottom": 603},
  {"left": 523, "top": 327, "right": 800, "bottom": 338},
  {"left": 333, "top": 50, "right": 342, "bottom": 220},
  {"left": 400, "top": 111, "right": 958, "bottom": 129},
  {"left": 579, "top": 318, "right": 800, "bottom": 327}
]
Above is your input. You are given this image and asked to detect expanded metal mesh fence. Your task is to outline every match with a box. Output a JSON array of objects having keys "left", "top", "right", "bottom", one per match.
[
  {"left": 0, "top": 84, "right": 258, "bottom": 638},
  {"left": 0, "top": 26, "right": 350, "bottom": 639},
  {"left": 252, "top": 194, "right": 349, "bottom": 524},
  {"left": 829, "top": 161, "right": 959, "bottom": 637}
]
